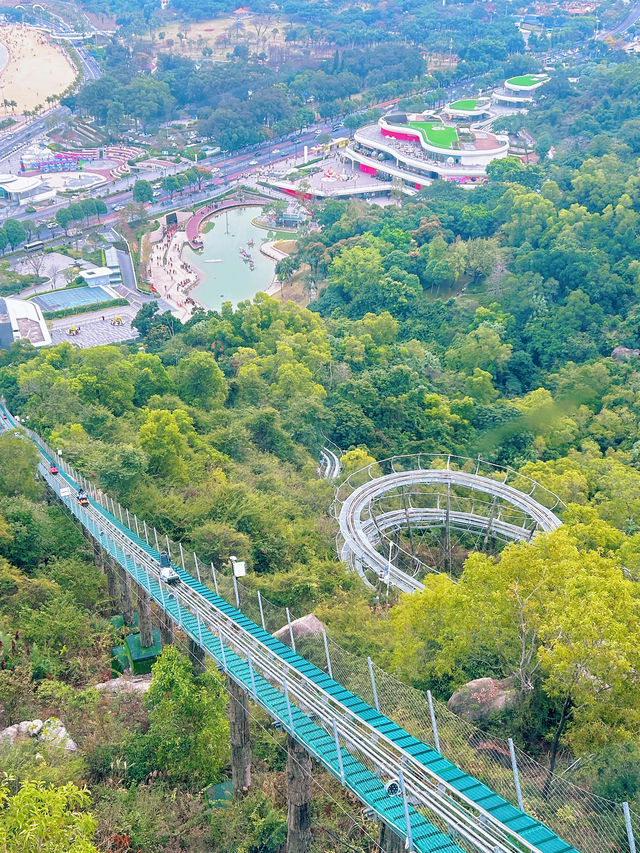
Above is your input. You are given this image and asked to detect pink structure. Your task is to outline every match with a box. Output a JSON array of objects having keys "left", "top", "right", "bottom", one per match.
[{"left": 381, "top": 127, "right": 421, "bottom": 144}]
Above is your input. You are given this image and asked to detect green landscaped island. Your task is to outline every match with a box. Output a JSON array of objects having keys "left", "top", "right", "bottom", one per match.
[
  {"left": 506, "top": 73, "right": 549, "bottom": 88},
  {"left": 449, "top": 98, "right": 478, "bottom": 110},
  {"left": 408, "top": 120, "right": 459, "bottom": 149}
]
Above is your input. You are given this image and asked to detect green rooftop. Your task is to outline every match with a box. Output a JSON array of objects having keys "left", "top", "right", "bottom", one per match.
[
  {"left": 506, "top": 74, "right": 548, "bottom": 88},
  {"left": 449, "top": 99, "right": 479, "bottom": 111},
  {"left": 408, "top": 121, "right": 459, "bottom": 150},
  {"left": 125, "top": 629, "right": 163, "bottom": 675}
]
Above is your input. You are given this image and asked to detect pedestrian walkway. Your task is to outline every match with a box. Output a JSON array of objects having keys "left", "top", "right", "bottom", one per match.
[
  {"left": 185, "top": 192, "right": 269, "bottom": 248},
  {"left": 50, "top": 307, "right": 139, "bottom": 348}
]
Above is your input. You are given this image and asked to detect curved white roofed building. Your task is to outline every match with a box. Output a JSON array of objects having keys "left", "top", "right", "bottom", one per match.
[
  {"left": 0, "top": 297, "right": 52, "bottom": 348},
  {"left": 443, "top": 96, "right": 492, "bottom": 121},
  {"left": 345, "top": 112, "right": 509, "bottom": 188},
  {"left": 493, "top": 73, "right": 549, "bottom": 107},
  {"left": 0, "top": 173, "right": 56, "bottom": 206}
]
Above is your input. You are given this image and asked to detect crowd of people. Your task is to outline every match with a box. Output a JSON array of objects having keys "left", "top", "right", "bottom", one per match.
[{"left": 146, "top": 225, "right": 202, "bottom": 321}]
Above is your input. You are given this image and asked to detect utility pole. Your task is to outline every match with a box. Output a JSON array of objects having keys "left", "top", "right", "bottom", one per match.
[
  {"left": 379, "top": 822, "right": 406, "bottom": 853},
  {"left": 227, "top": 676, "right": 251, "bottom": 796},
  {"left": 286, "top": 735, "right": 312, "bottom": 853},
  {"left": 137, "top": 587, "right": 153, "bottom": 649}
]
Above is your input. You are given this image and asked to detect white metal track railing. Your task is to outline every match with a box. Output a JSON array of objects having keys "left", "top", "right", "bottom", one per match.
[
  {"left": 35, "top": 458, "right": 553, "bottom": 853},
  {"left": 335, "top": 461, "right": 563, "bottom": 593}
]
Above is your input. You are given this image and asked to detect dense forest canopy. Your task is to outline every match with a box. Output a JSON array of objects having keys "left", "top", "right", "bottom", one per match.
[
  {"left": 6, "top": 0, "right": 640, "bottom": 847},
  {"left": 66, "top": 0, "right": 564, "bottom": 148}
]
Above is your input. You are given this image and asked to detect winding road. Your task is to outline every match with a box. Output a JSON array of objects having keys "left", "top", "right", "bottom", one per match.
[{"left": 597, "top": 1, "right": 640, "bottom": 38}]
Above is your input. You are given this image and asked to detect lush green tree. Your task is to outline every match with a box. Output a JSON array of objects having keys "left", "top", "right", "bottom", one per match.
[
  {"left": 276, "top": 256, "right": 296, "bottom": 283},
  {"left": 328, "top": 245, "right": 383, "bottom": 296},
  {"left": 145, "top": 647, "right": 229, "bottom": 788},
  {"left": 139, "top": 408, "right": 188, "bottom": 479},
  {"left": 0, "top": 434, "right": 41, "bottom": 500},
  {"left": 0, "top": 778, "right": 98, "bottom": 853},
  {"left": 132, "top": 179, "right": 154, "bottom": 204},
  {"left": 390, "top": 528, "right": 640, "bottom": 761},
  {"left": 55, "top": 207, "right": 74, "bottom": 236},
  {"left": 446, "top": 324, "right": 512, "bottom": 377},
  {"left": 462, "top": 237, "right": 501, "bottom": 284},
  {"left": 175, "top": 350, "right": 227, "bottom": 408},
  {"left": 162, "top": 175, "right": 180, "bottom": 199},
  {"left": 3, "top": 219, "right": 26, "bottom": 250}
]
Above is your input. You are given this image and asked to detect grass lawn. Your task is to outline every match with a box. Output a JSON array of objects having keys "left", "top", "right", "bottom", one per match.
[
  {"left": 450, "top": 99, "right": 478, "bottom": 111},
  {"left": 408, "top": 121, "right": 459, "bottom": 150},
  {"left": 507, "top": 74, "right": 547, "bottom": 88}
]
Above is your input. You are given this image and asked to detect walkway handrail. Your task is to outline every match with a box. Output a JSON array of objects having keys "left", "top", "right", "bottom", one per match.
[
  {"left": 333, "top": 454, "right": 564, "bottom": 591},
  {"left": 0, "top": 406, "right": 581, "bottom": 853}
]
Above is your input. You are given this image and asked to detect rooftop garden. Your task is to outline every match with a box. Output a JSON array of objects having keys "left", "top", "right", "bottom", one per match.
[
  {"left": 408, "top": 120, "right": 459, "bottom": 150},
  {"left": 506, "top": 74, "right": 549, "bottom": 88},
  {"left": 449, "top": 99, "right": 479, "bottom": 110}
]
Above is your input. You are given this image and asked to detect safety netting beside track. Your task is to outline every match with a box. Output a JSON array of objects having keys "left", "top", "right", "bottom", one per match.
[{"left": 11, "top": 420, "right": 636, "bottom": 853}]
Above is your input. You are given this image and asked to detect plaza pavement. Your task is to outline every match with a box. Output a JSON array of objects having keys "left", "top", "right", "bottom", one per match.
[{"left": 50, "top": 305, "right": 139, "bottom": 348}]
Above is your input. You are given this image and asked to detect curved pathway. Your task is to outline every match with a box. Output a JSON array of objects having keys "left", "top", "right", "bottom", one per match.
[
  {"left": 185, "top": 192, "right": 271, "bottom": 249},
  {"left": 334, "top": 455, "right": 564, "bottom": 592}
]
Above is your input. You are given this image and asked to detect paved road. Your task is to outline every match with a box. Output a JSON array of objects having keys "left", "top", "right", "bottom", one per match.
[
  {"left": 0, "top": 107, "right": 70, "bottom": 165},
  {"left": 597, "top": 1, "right": 640, "bottom": 37},
  {"left": 3, "top": 126, "right": 323, "bottom": 232},
  {"left": 75, "top": 45, "right": 100, "bottom": 81}
]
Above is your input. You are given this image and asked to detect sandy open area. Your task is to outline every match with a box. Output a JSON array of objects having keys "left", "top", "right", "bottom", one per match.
[
  {"left": 0, "top": 25, "right": 76, "bottom": 113},
  {"left": 154, "top": 16, "right": 289, "bottom": 59}
]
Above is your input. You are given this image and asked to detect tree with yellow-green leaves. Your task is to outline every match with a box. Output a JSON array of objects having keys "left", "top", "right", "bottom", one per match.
[
  {"left": 339, "top": 447, "right": 379, "bottom": 477},
  {"left": 0, "top": 777, "right": 98, "bottom": 853},
  {"left": 390, "top": 527, "right": 640, "bottom": 774},
  {"left": 139, "top": 409, "right": 189, "bottom": 480}
]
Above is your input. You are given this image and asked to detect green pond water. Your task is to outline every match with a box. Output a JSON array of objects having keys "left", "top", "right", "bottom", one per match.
[{"left": 183, "top": 207, "right": 276, "bottom": 311}]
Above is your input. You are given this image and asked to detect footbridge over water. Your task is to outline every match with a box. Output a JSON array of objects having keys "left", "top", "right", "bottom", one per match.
[{"left": 0, "top": 407, "right": 618, "bottom": 853}]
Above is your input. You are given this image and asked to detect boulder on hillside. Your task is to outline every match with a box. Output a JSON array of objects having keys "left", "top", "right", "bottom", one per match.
[
  {"left": 612, "top": 346, "right": 640, "bottom": 363},
  {"left": 0, "top": 716, "right": 76, "bottom": 752},
  {"left": 447, "top": 677, "right": 521, "bottom": 724},
  {"left": 40, "top": 717, "right": 77, "bottom": 751},
  {"left": 273, "top": 613, "right": 326, "bottom": 647},
  {"left": 94, "top": 674, "right": 152, "bottom": 695}
]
